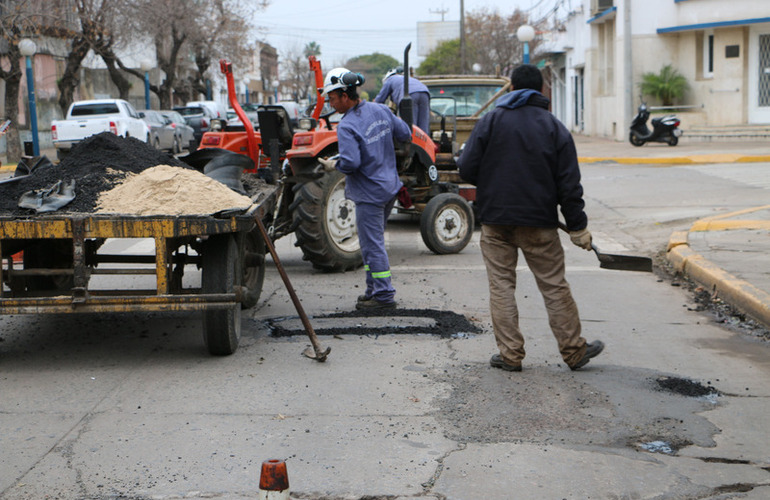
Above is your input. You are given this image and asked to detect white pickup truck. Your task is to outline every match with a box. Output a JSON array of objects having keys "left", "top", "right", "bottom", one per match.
[{"left": 51, "top": 99, "right": 150, "bottom": 160}]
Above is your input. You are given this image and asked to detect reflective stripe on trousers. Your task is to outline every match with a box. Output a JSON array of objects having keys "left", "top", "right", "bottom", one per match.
[{"left": 357, "top": 198, "right": 396, "bottom": 302}]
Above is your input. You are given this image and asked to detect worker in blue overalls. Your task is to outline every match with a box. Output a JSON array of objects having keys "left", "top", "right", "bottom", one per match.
[
  {"left": 374, "top": 66, "right": 431, "bottom": 135},
  {"left": 318, "top": 67, "right": 412, "bottom": 310}
]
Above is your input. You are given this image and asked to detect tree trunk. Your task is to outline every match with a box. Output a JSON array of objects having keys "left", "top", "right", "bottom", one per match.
[
  {"left": 98, "top": 48, "right": 132, "bottom": 101},
  {"left": 57, "top": 37, "right": 91, "bottom": 116},
  {"left": 3, "top": 65, "right": 23, "bottom": 163},
  {"left": 0, "top": 47, "right": 24, "bottom": 163}
]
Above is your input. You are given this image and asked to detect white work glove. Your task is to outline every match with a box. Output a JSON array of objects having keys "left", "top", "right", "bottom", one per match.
[
  {"left": 318, "top": 156, "right": 337, "bottom": 172},
  {"left": 569, "top": 228, "right": 593, "bottom": 251}
]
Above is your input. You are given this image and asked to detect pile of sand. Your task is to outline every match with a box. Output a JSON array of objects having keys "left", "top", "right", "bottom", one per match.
[{"left": 96, "top": 165, "right": 254, "bottom": 216}]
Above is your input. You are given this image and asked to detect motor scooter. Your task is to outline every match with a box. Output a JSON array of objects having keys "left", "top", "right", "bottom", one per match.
[{"left": 629, "top": 101, "right": 682, "bottom": 146}]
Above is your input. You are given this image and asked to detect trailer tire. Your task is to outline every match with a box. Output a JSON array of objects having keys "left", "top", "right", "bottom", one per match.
[
  {"left": 290, "top": 169, "right": 362, "bottom": 272},
  {"left": 23, "top": 240, "right": 75, "bottom": 291},
  {"left": 201, "top": 234, "right": 241, "bottom": 355},
  {"left": 420, "top": 193, "right": 474, "bottom": 255},
  {"left": 240, "top": 228, "right": 266, "bottom": 309}
]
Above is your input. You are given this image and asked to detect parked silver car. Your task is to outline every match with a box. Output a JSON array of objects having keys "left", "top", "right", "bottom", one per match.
[
  {"left": 160, "top": 110, "right": 196, "bottom": 153},
  {"left": 140, "top": 110, "right": 176, "bottom": 152}
]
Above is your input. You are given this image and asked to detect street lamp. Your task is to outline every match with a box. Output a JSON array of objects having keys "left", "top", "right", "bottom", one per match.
[
  {"left": 272, "top": 79, "right": 280, "bottom": 104},
  {"left": 517, "top": 24, "right": 535, "bottom": 64},
  {"left": 140, "top": 59, "right": 152, "bottom": 110},
  {"left": 19, "top": 38, "right": 39, "bottom": 156}
]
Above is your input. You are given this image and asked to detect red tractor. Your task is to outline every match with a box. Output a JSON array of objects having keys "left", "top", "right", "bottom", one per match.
[{"left": 189, "top": 45, "right": 475, "bottom": 272}]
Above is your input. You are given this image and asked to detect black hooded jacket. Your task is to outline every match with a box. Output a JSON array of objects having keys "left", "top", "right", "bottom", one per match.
[{"left": 457, "top": 89, "right": 587, "bottom": 231}]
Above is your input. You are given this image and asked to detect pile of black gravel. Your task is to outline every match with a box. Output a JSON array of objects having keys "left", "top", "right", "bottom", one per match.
[{"left": 0, "top": 132, "right": 189, "bottom": 215}]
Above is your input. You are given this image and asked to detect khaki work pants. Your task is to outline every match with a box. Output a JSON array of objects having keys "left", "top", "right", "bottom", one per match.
[{"left": 480, "top": 224, "right": 587, "bottom": 367}]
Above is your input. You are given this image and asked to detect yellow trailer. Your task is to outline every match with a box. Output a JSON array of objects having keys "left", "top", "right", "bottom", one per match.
[{"left": 0, "top": 190, "right": 276, "bottom": 355}]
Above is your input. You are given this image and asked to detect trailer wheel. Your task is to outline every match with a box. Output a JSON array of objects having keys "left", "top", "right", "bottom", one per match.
[
  {"left": 240, "top": 228, "right": 266, "bottom": 309},
  {"left": 23, "top": 240, "right": 74, "bottom": 291},
  {"left": 420, "top": 193, "right": 474, "bottom": 255},
  {"left": 290, "top": 169, "right": 362, "bottom": 271},
  {"left": 201, "top": 234, "right": 241, "bottom": 355}
]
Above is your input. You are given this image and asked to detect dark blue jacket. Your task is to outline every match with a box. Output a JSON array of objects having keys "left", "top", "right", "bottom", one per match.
[{"left": 457, "top": 89, "right": 587, "bottom": 231}]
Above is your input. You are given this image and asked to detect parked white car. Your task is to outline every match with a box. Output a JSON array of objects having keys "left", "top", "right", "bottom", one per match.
[
  {"left": 51, "top": 99, "right": 149, "bottom": 160},
  {"left": 186, "top": 100, "right": 227, "bottom": 120}
]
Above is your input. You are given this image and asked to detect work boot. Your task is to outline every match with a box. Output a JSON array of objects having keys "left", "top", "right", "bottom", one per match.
[
  {"left": 357, "top": 294, "right": 372, "bottom": 303},
  {"left": 355, "top": 298, "right": 396, "bottom": 310},
  {"left": 569, "top": 340, "right": 605, "bottom": 371},
  {"left": 489, "top": 354, "right": 522, "bottom": 372}
]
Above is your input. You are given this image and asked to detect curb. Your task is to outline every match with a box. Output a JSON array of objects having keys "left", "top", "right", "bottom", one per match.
[
  {"left": 579, "top": 154, "right": 770, "bottom": 165},
  {"left": 666, "top": 215, "right": 770, "bottom": 329}
]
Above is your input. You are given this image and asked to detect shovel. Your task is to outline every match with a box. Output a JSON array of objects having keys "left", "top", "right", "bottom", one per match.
[
  {"left": 252, "top": 213, "right": 331, "bottom": 362},
  {"left": 558, "top": 222, "right": 652, "bottom": 272}
]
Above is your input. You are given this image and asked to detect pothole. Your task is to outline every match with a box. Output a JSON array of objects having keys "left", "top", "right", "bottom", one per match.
[{"left": 266, "top": 308, "right": 481, "bottom": 338}]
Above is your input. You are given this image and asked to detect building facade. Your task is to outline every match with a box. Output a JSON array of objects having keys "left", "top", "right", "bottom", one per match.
[{"left": 544, "top": 0, "right": 769, "bottom": 140}]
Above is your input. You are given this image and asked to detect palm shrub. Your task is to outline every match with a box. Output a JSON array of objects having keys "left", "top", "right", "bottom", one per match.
[{"left": 640, "top": 65, "right": 689, "bottom": 106}]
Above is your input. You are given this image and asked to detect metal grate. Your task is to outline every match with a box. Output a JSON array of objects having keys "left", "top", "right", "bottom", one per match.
[{"left": 759, "top": 34, "right": 770, "bottom": 107}]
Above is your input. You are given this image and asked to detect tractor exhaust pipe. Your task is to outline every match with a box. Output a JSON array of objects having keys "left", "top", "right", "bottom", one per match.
[{"left": 399, "top": 43, "right": 413, "bottom": 130}]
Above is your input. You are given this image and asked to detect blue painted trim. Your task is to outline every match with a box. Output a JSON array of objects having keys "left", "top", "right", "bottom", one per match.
[
  {"left": 586, "top": 6, "right": 617, "bottom": 24},
  {"left": 658, "top": 17, "right": 770, "bottom": 33},
  {"left": 674, "top": 0, "right": 691, "bottom": 3}
]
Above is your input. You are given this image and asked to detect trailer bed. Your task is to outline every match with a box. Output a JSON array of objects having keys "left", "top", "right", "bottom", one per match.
[{"left": 0, "top": 185, "right": 277, "bottom": 355}]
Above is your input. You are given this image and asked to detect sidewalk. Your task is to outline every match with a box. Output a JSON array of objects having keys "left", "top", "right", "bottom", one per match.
[
  {"left": 573, "top": 135, "right": 770, "bottom": 329},
  {"left": 574, "top": 134, "right": 770, "bottom": 164},
  {"left": 667, "top": 206, "right": 770, "bottom": 329}
]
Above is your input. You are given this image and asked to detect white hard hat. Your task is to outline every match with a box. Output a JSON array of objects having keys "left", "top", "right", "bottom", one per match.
[
  {"left": 382, "top": 66, "right": 404, "bottom": 83},
  {"left": 322, "top": 67, "right": 365, "bottom": 97}
]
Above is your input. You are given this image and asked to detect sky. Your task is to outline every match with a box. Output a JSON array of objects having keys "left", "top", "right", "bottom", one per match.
[{"left": 254, "top": 0, "right": 548, "bottom": 69}]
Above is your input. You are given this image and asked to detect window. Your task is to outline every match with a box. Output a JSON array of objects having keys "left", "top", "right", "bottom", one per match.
[
  {"left": 704, "top": 31, "right": 714, "bottom": 78},
  {"left": 597, "top": 21, "right": 615, "bottom": 95}
]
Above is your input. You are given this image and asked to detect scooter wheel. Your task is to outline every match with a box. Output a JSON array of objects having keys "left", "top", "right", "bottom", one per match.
[
  {"left": 668, "top": 136, "right": 678, "bottom": 146},
  {"left": 629, "top": 132, "right": 645, "bottom": 147}
]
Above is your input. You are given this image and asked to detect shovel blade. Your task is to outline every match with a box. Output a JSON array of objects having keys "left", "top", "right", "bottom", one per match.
[
  {"left": 593, "top": 245, "right": 653, "bottom": 272},
  {"left": 302, "top": 345, "right": 331, "bottom": 362}
]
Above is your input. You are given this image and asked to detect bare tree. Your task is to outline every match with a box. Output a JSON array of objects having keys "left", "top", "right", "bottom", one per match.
[
  {"left": 115, "top": 0, "right": 265, "bottom": 109},
  {"left": 0, "top": 0, "right": 70, "bottom": 161},
  {"left": 281, "top": 42, "right": 320, "bottom": 102},
  {"left": 466, "top": 8, "right": 545, "bottom": 75}
]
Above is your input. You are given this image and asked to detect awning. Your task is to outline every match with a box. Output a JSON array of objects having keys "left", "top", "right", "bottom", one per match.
[{"left": 658, "top": 16, "right": 770, "bottom": 34}]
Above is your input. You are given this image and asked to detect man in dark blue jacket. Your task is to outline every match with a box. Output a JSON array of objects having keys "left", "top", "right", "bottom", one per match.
[{"left": 457, "top": 64, "right": 604, "bottom": 371}]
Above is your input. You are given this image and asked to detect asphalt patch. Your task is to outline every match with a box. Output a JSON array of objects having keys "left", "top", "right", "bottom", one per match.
[
  {"left": 655, "top": 376, "right": 720, "bottom": 397},
  {"left": 431, "top": 364, "right": 721, "bottom": 452},
  {"left": 266, "top": 308, "right": 481, "bottom": 338}
]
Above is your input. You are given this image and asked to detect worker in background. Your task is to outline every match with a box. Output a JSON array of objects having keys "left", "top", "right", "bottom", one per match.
[
  {"left": 374, "top": 66, "right": 431, "bottom": 134},
  {"left": 457, "top": 64, "right": 604, "bottom": 372},
  {"left": 318, "top": 68, "right": 412, "bottom": 310}
]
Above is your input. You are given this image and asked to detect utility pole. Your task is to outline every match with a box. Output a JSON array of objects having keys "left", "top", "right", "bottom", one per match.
[
  {"left": 624, "top": 0, "right": 633, "bottom": 140},
  {"left": 429, "top": 7, "right": 449, "bottom": 21},
  {"left": 460, "top": 0, "right": 466, "bottom": 74}
]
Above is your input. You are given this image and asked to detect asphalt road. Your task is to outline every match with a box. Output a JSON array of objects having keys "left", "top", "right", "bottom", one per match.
[{"left": 2, "top": 161, "right": 769, "bottom": 499}]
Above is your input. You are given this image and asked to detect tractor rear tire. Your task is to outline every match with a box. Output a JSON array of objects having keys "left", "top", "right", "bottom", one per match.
[
  {"left": 201, "top": 234, "right": 241, "bottom": 355},
  {"left": 420, "top": 193, "right": 474, "bottom": 255},
  {"left": 290, "top": 169, "right": 362, "bottom": 272}
]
